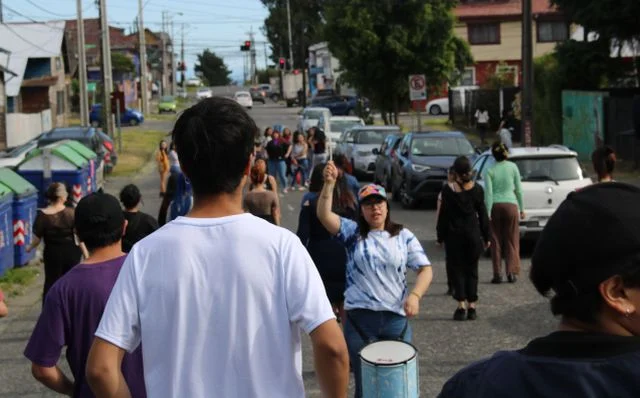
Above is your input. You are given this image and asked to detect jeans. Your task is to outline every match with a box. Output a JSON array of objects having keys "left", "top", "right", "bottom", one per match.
[
  {"left": 344, "top": 309, "right": 412, "bottom": 398},
  {"left": 290, "top": 158, "right": 309, "bottom": 188},
  {"left": 267, "top": 159, "right": 287, "bottom": 191}
]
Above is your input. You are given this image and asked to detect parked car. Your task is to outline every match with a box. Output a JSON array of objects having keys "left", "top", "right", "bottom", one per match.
[
  {"left": 196, "top": 87, "right": 213, "bottom": 100},
  {"left": 37, "top": 127, "right": 117, "bottom": 173},
  {"left": 319, "top": 115, "right": 365, "bottom": 150},
  {"left": 472, "top": 146, "right": 592, "bottom": 240},
  {"left": 158, "top": 95, "right": 177, "bottom": 113},
  {"left": 313, "top": 89, "right": 336, "bottom": 101},
  {"left": 89, "top": 104, "right": 144, "bottom": 127},
  {"left": 311, "top": 95, "right": 369, "bottom": 116},
  {"left": 390, "top": 131, "right": 477, "bottom": 208},
  {"left": 234, "top": 91, "right": 253, "bottom": 109},
  {"left": 297, "top": 107, "right": 332, "bottom": 133},
  {"left": 336, "top": 125, "right": 401, "bottom": 177},
  {"left": 249, "top": 88, "right": 266, "bottom": 104},
  {"left": 425, "top": 97, "right": 449, "bottom": 115},
  {"left": 373, "top": 133, "right": 403, "bottom": 189},
  {"left": 0, "top": 140, "right": 38, "bottom": 169},
  {"left": 186, "top": 78, "right": 202, "bottom": 87}
]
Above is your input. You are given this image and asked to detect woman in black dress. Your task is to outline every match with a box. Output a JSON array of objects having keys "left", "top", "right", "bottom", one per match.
[
  {"left": 297, "top": 163, "right": 357, "bottom": 322},
  {"left": 437, "top": 156, "right": 491, "bottom": 321},
  {"left": 26, "top": 183, "right": 84, "bottom": 301}
]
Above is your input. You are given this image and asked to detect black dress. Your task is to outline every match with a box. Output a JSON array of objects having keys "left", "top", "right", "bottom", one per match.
[{"left": 33, "top": 208, "right": 83, "bottom": 300}]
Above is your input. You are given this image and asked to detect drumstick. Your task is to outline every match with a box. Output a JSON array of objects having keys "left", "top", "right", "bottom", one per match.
[{"left": 328, "top": 133, "right": 333, "bottom": 161}]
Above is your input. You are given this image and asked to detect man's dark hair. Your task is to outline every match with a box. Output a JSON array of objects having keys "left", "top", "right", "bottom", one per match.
[
  {"left": 172, "top": 97, "right": 257, "bottom": 196},
  {"left": 119, "top": 184, "right": 141, "bottom": 210},
  {"left": 75, "top": 193, "right": 125, "bottom": 252}
]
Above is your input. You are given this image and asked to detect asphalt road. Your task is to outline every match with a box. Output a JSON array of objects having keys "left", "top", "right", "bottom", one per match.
[{"left": 0, "top": 103, "right": 558, "bottom": 397}]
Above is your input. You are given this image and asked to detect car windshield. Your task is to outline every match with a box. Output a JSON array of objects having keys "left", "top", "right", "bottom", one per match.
[
  {"left": 198, "top": 88, "right": 209, "bottom": 92},
  {"left": 355, "top": 130, "right": 392, "bottom": 145},
  {"left": 411, "top": 137, "right": 475, "bottom": 156},
  {"left": 304, "top": 110, "right": 324, "bottom": 119},
  {"left": 512, "top": 156, "right": 582, "bottom": 182},
  {"left": 236, "top": 93, "right": 250, "bottom": 98},
  {"left": 161, "top": 96, "right": 174, "bottom": 102},
  {"left": 330, "top": 120, "right": 362, "bottom": 133}
]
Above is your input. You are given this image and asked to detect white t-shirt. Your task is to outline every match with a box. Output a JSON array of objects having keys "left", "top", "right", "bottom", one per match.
[
  {"left": 475, "top": 110, "right": 489, "bottom": 124},
  {"left": 95, "top": 213, "right": 334, "bottom": 398}
]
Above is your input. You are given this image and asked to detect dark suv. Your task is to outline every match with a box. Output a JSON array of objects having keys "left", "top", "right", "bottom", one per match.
[
  {"left": 373, "top": 133, "right": 402, "bottom": 189},
  {"left": 390, "top": 131, "right": 477, "bottom": 208},
  {"left": 38, "top": 127, "right": 118, "bottom": 173}
]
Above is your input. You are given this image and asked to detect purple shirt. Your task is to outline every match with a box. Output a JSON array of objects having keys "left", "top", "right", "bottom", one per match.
[{"left": 24, "top": 256, "right": 146, "bottom": 398}]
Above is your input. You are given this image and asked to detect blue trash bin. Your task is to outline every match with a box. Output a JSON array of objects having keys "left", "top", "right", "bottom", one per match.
[
  {"left": 0, "top": 168, "right": 39, "bottom": 267},
  {"left": 0, "top": 183, "right": 14, "bottom": 277}
]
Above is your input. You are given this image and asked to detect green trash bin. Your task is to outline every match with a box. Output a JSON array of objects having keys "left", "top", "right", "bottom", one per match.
[{"left": 58, "top": 140, "right": 102, "bottom": 192}]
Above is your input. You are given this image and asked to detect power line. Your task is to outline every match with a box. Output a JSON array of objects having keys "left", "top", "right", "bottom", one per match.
[
  {"left": 23, "top": 0, "right": 76, "bottom": 17},
  {"left": 1, "top": 4, "right": 66, "bottom": 29}
]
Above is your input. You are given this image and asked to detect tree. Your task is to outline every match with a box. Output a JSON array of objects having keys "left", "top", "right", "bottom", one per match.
[
  {"left": 111, "top": 52, "right": 135, "bottom": 74},
  {"left": 324, "top": 0, "right": 473, "bottom": 123},
  {"left": 194, "top": 50, "right": 232, "bottom": 86}
]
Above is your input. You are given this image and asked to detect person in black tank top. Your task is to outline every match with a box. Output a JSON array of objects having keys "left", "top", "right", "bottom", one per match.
[{"left": 119, "top": 184, "right": 159, "bottom": 253}]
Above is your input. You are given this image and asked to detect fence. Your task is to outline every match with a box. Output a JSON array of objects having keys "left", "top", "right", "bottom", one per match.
[{"left": 5, "top": 109, "right": 52, "bottom": 148}]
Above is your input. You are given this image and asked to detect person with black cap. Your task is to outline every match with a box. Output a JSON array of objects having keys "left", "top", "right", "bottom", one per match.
[
  {"left": 439, "top": 182, "right": 640, "bottom": 397},
  {"left": 24, "top": 192, "right": 146, "bottom": 398}
]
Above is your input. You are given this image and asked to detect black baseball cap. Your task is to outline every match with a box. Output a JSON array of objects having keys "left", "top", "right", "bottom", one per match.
[
  {"left": 75, "top": 191, "right": 125, "bottom": 238},
  {"left": 532, "top": 182, "right": 640, "bottom": 296}
]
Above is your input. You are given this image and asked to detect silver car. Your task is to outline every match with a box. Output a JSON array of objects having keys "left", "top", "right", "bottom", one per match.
[{"left": 336, "top": 126, "right": 401, "bottom": 176}]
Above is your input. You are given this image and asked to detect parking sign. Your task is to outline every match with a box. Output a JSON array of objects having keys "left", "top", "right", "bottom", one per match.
[{"left": 409, "top": 75, "right": 427, "bottom": 101}]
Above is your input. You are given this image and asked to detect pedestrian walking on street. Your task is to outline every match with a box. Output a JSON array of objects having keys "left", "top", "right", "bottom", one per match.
[
  {"left": 485, "top": 142, "right": 524, "bottom": 284},
  {"left": 86, "top": 97, "right": 349, "bottom": 398},
  {"left": 289, "top": 131, "right": 309, "bottom": 191},
  {"left": 475, "top": 106, "right": 490, "bottom": 145},
  {"left": 306, "top": 127, "right": 316, "bottom": 178},
  {"left": 311, "top": 128, "right": 328, "bottom": 170},
  {"left": 120, "top": 184, "right": 159, "bottom": 253},
  {"left": 157, "top": 172, "right": 178, "bottom": 227},
  {"left": 334, "top": 154, "right": 361, "bottom": 201},
  {"left": 436, "top": 167, "right": 458, "bottom": 296},
  {"left": 25, "top": 192, "right": 146, "bottom": 398},
  {"left": 26, "top": 183, "right": 84, "bottom": 302},
  {"left": 440, "top": 182, "right": 640, "bottom": 398},
  {"left": 266, "top": 130, "right": 289, "bottom": 193},
  {"left": 592, "top": 145, "right": 616, "bottom": 182},
  {"left": 168, "top": 142, "right": 180, "bottom": 174},
  {"left": 155, "top": 140, "right": 170, "bottom": 196},
  {"left": 257, "top": 126, "right": 273, "bottom": 160},
  {"left": 437, "top": 157, "right": 491, "bottom": 321},
  {"left": 244, "top": 163, "right": 281, "bottom": 225},
  {"left": 298, "top": 163, "right": 357, "bottom": 324},
  {"left": 317, "top": 167, "right": 433, "bottom": 398},
  {"left": 0, "top": 287, "right": 7, "bottom": 317},
  {"left": 249, "top": 158, "right": 280, "bottom": 195}
]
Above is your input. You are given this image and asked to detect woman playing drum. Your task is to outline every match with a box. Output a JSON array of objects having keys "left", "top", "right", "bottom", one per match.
[{"left": 317, "top": 161, "right": 433, "bottom": 398}]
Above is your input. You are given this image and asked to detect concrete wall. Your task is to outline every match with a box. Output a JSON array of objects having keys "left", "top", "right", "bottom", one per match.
[{"left": 6, "top": 109, "right": 52, "bottom": 147}]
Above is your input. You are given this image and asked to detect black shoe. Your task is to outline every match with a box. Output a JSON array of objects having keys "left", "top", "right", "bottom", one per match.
[
  {"left": 507, "top": 274, "right": 517, "bottom": 283},
  {"left": 467, "top": 308, "right": 477, "bottom": 320},
  {"left": 453, "top": 308, "right": 466, "bottom": 321},
  {"left": 491, "top": 275, "right": 503, "bottom": 284}
]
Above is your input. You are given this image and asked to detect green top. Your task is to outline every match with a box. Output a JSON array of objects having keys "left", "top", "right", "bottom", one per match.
[
  {"left": 22, "top": 143, "right": 88, "bottom": 169},
  {"left": 484, "top": 160, "right": 524, "bottom": 213},
  {"left": 0, "top": 168, "right": 36, "bottom": 197},
  {"left": 62, "top": 140, "right": 97, "bottom": 160}
]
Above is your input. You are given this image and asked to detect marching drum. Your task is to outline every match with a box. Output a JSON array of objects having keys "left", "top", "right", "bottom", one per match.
[{"left": 359, "top": 340, "right": 419, "bottom": 398}]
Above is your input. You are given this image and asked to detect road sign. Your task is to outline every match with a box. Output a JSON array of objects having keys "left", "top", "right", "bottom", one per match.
[
  {"left": 409, "top": 74, "right": 426, "bottom": 101},
  {"left": 87, "top": 82, "right": 97, "bottom": 92}
]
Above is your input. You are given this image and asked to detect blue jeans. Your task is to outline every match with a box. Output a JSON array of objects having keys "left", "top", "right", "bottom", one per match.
[
  {"left": 267, "top": 159, "right": 287, "bottom": 191},
  {"left": 344, "top": 309, "right": 413, "bottom": 398},
  {"left": 290, "top": 158, "right": 309, "bottom": 188}
]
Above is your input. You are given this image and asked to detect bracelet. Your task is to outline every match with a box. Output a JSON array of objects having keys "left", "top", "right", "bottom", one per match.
[{"left": 410, "top": 291, "right": 421, "bottom": 300}]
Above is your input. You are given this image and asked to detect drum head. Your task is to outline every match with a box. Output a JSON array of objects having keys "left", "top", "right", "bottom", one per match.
[{"left": 360, "top": 340, "right": 416, "bottom": 366}]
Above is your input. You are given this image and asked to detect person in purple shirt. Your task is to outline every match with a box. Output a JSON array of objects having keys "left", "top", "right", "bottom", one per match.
[{"left": 24, "top": 192, "right": 146, "bottom": 398}]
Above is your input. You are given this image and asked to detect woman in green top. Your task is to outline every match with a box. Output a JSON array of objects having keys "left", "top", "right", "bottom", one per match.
[{"left": 485, "top": 142, "right": 525, "bottom": 284}]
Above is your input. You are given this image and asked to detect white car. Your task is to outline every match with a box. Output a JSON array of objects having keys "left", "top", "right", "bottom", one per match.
[
  {"left": 425, "top": 97, "right": 449, "bottom": 115},
  {"left": 234, "top": 91, "right": 253, "bottom": 109},
  {"left": 472, "top": 146, "right": 592, "bottom": 239},
  {"left": 297, "top": 107, "right": 332, "bottom": 133},
  {"left": 196, "top": 87, "right": 213, "bottom": 100},
  {"left": 320, "top": 115, "right": 365, "bottom": 150}
]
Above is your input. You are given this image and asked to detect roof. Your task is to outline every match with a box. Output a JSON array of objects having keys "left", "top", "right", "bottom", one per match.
[
  {"left": 0, "top": 21, "right": 65, "bottom": 97},
  {"left": 455, "top": 0, "right": 561, "bottom": 20},
  {"left": 481, "top": 146, "right": 578, "bottom": 157},
  {"left": 410, "top": 131, "right": 466, "bottom": 138}
]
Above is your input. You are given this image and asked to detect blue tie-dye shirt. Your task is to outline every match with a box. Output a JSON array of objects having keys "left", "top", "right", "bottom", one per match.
[{"left": 337, "top": 217, "right": 430, "bottom": 316}]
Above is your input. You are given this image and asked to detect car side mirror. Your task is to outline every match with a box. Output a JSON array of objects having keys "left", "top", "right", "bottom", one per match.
[{"left": 372, "top": 148, "right": 379, "bottom": 155}]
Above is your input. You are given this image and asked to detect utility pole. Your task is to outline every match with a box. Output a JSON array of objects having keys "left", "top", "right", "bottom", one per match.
[
  {"left": 161, "top": 11, "right": 167, "bottom": 95},
  {"left": 0, "top": 0, "right": 4, "bottom": 23},
  {"left": 180, "top": 23, "right": 185, "bottom": 88},
  {"left": 263, "top": 42, "right": 268, "bottom": 71},
  {"left": 170, "top": 17, "right": 176, "bottom": 96},
  {"left": 138, "top": 0, "right": 148, "bottom": 115},
  {"left": 249, "top": 27, "right": 257, "bottom": 85},
  {"left": 76, "top": 0, "right": 89, "bottom": 125},
  {"left": 98, "top": 0, "right": 113, "bottom": 136},
  {"left": 285, "top": 0, "right": 294, "bottom": 70},
  {"left": 300, "top": 23, "right": 307, "bottom": 107},
  {"left": 521, "top": 0, "right": 534, "bottom": 146}
]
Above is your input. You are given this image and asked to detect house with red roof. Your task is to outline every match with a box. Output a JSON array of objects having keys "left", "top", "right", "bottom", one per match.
[{"left": 454, "top": 0, "right": 568, "bottom": 87}]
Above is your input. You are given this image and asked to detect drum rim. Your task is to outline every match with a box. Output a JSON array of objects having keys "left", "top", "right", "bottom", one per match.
[{"left": 358, "top": 340, "right": 418, "bottom": 367}]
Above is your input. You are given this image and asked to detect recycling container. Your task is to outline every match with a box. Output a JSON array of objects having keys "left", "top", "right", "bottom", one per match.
[
  {"left": 0, "top": 183, "right": 14, "bottom": 277},
  {"left": 17, "top": 143, "right": 90, "bottom": 207},
  {"left": 59, "top": 140, "right": 101, "bottom": 193},
  {"left": 0, "top": 168, "right": 39, "bottom": 267}
]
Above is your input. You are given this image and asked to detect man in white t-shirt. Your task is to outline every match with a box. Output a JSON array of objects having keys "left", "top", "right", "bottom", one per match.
[{"left": 86, "top": 97, "right": 349, "bottom": 398}]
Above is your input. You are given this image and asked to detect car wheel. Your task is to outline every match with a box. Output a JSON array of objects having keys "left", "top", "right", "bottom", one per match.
[
  {"left": 429, "top": 105, "right": 442, "bottom": 116},
  {"left": 129, "top": 119, "right": 139, "bottom": 126},
  {"left": 400, "top": 181, "right": 417, "bottom": 209}
]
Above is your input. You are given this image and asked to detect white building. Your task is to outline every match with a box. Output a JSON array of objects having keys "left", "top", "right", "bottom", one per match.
[{"left": 308, "top": 42, "right": 355, "bottom": 96}]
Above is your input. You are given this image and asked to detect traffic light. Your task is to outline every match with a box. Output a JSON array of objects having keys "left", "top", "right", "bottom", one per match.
[
  {"left": 279, "top": 57, "right": 285, "bottom": 70},
  {"left": 240, "top": 41, "right": 252, "bottom": 52}
]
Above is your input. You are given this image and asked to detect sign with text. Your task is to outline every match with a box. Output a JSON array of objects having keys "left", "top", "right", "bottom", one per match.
[{"left": 409, "top": 74, "right": 427, "bottom": 101}]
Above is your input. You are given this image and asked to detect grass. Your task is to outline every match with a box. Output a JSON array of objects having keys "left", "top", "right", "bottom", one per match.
[
  {"left": 110, "top": 128, "right": 169, "bottom": 178},
  {"left": 146, "top": 113, "right": 180, "bottom": 122},
  {"left": 0, "top": 266, "right": 40, "bottom": 297}
]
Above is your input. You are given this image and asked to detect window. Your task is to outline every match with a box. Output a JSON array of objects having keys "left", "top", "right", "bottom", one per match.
[
  {"left": 460, "top": 67, "right": 476, "bottom": 86},
  {"left": 468, "top": 23, "right": 500, "bottom": 45},
  {"left": 355, "top": 130, "right": 388, "bottom": 145},
  {"left": 56, "top": 91, "right": 65, "bottom": 115},
  {"left": 472, "top": 155, "right": 487, "bottom": 180},
  {"left": 7, "top": 97, "right": 15, "bottom": 113},
  {"left": 537, "top": 21, "right": 569, "bottom": 43},
  {"left": 512, "top": 156, "right": 582, "bottom": 181},
  {"left": 410, "top": 137, "right": 475, "bottom": 157}
]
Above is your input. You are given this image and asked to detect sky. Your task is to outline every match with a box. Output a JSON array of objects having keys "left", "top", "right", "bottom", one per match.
[{"left": 2, "top": 0, "right": 270, "bottom": 83}]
